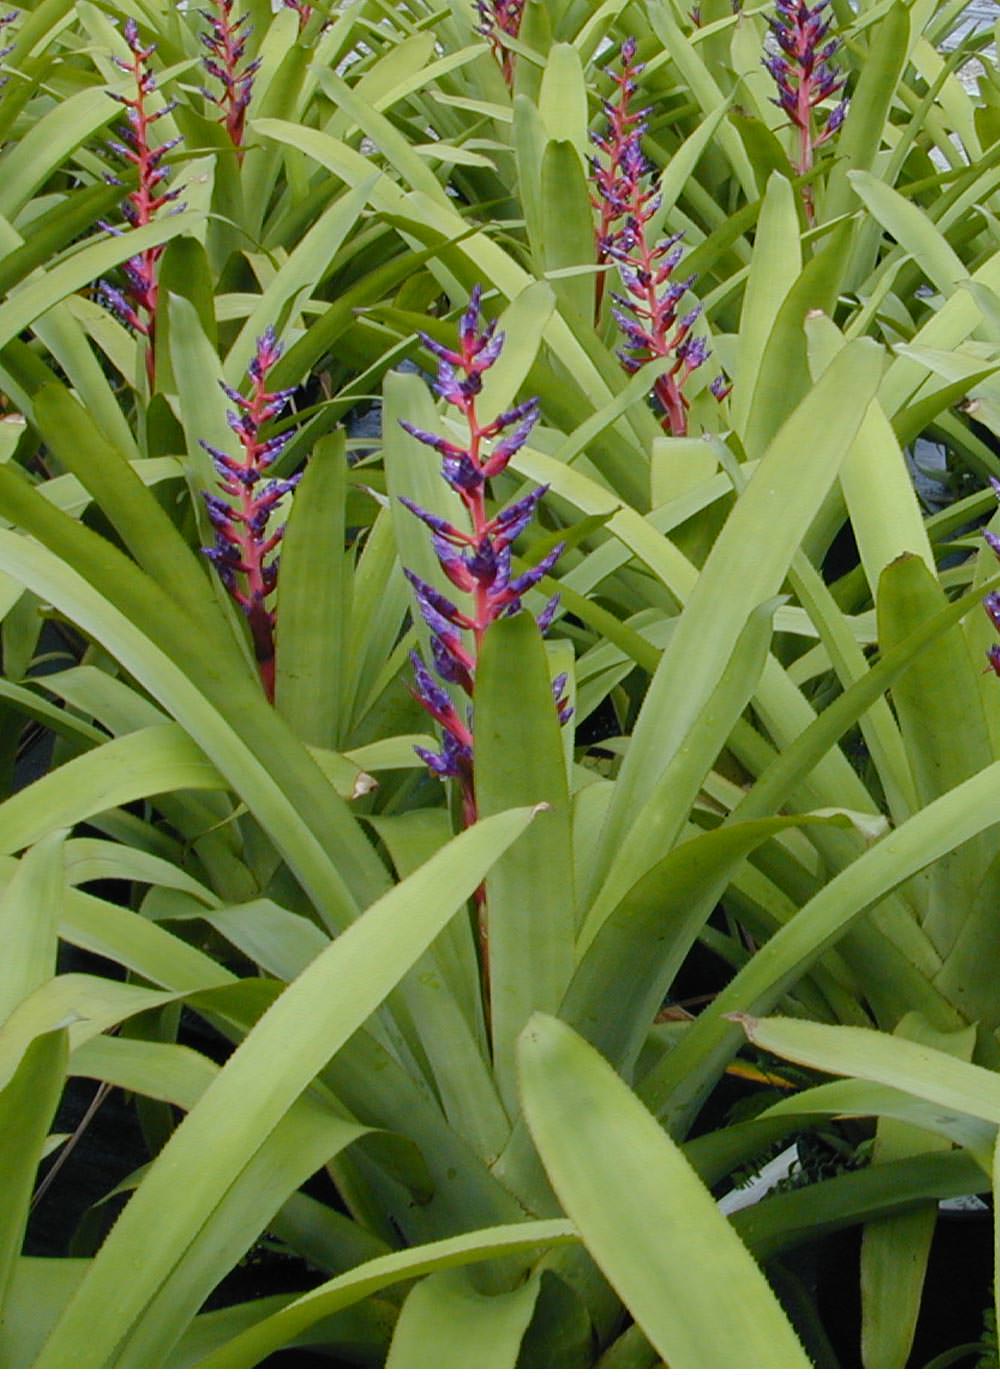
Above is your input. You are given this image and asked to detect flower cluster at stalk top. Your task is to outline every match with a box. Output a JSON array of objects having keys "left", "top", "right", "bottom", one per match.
[
  {"left": 199, "top": 0, "right": 260, "bottom": 156},
  {"left": 764, "top": 0, "right": 846, "bottom": 178},
  {"left": 200, "top": 327, "right": 300, "bottom": 702},
  {"left": 97, "top": 18, "right": 183, "bottom": 383},
  {"left": 591, "top": 38, "right": 729, "bottom": 436},
  {"left": 474, "top": 0, "right": 525, "bottom": 86},
  {"left": 400, "top": 286, "right": 569, "bottom": 823}
]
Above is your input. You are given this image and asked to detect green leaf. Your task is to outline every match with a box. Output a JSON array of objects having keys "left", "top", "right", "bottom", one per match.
[
  {"left": 0, "top": 725, "right": 224, "bottom": 857},
  {"left": 861, "top": 1015, "right": 976, "bottom": 1369},
  {"left": 820, "top": 3, "right": 911, "bottom": 229},
  {"left": 0, "top": 214, "right": 201, "bottom": 356},
  {"left": 475, "top": 612, "right": 576, "bottom": 1115},
  {"left": 275, "top": 432, "right": 349, "bottom": 747},
  {"left": 222, "top": 178, "right": 376, "bottom": 381},
  {"left": 538, "top": 42, "right": 588, "bottom": 157},
  {"left": 742, "top": 224, "right": 852, "bottom": 457},
  {"left": 646, "top": 2, "right": 757, "bottom": 200},
  {"left": 386, "top": 1271, "right": 542, "bottom": 1367},
  {"left": 563, "top": 811, "right": 861, "bottom": 1078},
  {"left": 540, "top": 140, "right": 596, "bottom": 329},
  {"left": 735, "top": 1151, "right": 987, "bottom": 1263},
  {"left": 476, "top": 280, "right": 556, "bottom": 426},
  {"left": 0, "top": 831, "right": 67, "bottom": 1024},
  {"left": 0, "top": 478, "right": 389, "bottom": 928},
  {"left": 580, "top": 599, "right": 778, "bottom": 943},
  {"left": 849, "top": 170, "right": 968, "bottom": 297},
  {"left": 37, "top": 805, "right": 543, "bottom": 1367},
  {"left": 0, "top": 87, "right": 120, "bottom": 221},
  {"left": 518, "top": 1014, "right": 811, "bottom": 1368},
  {"left": 0, "top": 976, "right": 208, "bottom": 1095},
  {"left": 877, "top": 554, "right": 998, "bottom": 958},
  {"left": 592, "top": 338, "right": 883, "bottom": 901},
  {"left": 33, "top": 384, "right": 239, "bottom": 661},
  {"left": 731, "top": 172, "right": 801, "bottom": 441},
  {"left": 196, "top": 1219, "right": 577, "bottom": 1368},
  {"left": 0, "top": 1030, "right": 67, "bottom": 1335},
  {"left": 640, "top": 756, "right": 1000, "bottom": 1135},
  {"left": 738, "top": 1014, "right": 1000, "bottom": 1128},
  {"left": 0, "top": 1258, "right": 88, "bottom": 1369}
]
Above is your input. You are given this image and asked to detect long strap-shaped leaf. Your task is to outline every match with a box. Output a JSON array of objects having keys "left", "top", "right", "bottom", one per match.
[
  {"left": 36, "top": 804, "right": 541, "bottom": 1368},
  {"left": 0, "top": 474, "right": 388, "bottom": 927},
  {"left": 519, "top": 1014, "right": 811, "bottom": 1368},
  {"left": 640, "top": 757, "right": 1000, "bottom": 1135},
  {"left": 591, "top": 338, "right": 883, "bottom": 904},
  {"left": 0, "top": 725, "right": 224, "bottom": 856},
  {"left": 0, "top": 1029, "right": 67, "bottom": 1345},
  {"left": 196, "top": 1219, "right": 578, "bottom": 1368}
]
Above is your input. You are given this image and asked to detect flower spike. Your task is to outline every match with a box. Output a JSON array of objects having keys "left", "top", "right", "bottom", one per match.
[
  {"left": 475, "top": 0, "right": 525, "bottom": 87},
  {"left": 400, "top": 287, "right": 568, "bottom": 822},
  {"left": 95, "top": 19, "right": 182, "bottom": 385},
  {"left": 590, "top": 39, "right": 718, "bottom": 435},
  {"left": 201, "top": 329, "right": 300, "bottom": 701},
  {"left": 764, "top": 0, "right": 847, "bottom": 219},
  {"left": 199, "top": 0, "right": 259, "bottom": 158}
]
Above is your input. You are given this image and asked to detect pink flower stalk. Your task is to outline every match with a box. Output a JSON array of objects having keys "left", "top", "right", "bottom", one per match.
[
  {"left": 199, "top": 0, "right": 259, "bottom": 159},
  {"left": 591, "top": 40, "right": 730, "bottom": 435},
  {"left": 475, "top": 0, "right": 525, "bottom": 87},
  {"left": 400, "top": 286, "right": 568, "bottom": 830},
  {"left": 97, "top": 19, "right": 183, "bottom": 386},
  {"left": 200, "top": 327, "right": 301, "bottom": 702},
  {"left": 281, "top": 0, "right": 313, "bottom": 33},
  {"left": 765, "top": 0, "right": 846, "bottom": 218}
]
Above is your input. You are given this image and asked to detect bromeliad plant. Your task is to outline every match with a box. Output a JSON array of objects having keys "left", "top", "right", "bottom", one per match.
[{"left": 3, "top": 0, "right": 1000, "bottom": 1374}]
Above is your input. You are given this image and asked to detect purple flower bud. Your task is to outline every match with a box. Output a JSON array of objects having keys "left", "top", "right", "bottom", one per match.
[
  {"left": 441, "top": 453, "right": 483, "bottom": 496},
  {"left": 537, "top": 593, "right": 560, "bottom": 634},
  {"left": 399, "top": 496, "right": 467, "bottom": 541},
  {"left": 399, "top": 420, "right": 462, "bottom": 458},
  {"left": 430, "top": 633, "right": 472, "bottom": 689},
  {"left": 511, "top": 543, "right": 564, "bottom": 597},
  {"left": 409, "top": 648, "right": 456, "bottom": 722},
  {"left": 403, "top": 568, "right": 467, "bottom": 627}
]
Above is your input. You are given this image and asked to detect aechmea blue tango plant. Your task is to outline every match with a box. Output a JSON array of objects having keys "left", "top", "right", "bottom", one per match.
[{"left": 400, "top": 287, "right": 570, "bottom": 828}]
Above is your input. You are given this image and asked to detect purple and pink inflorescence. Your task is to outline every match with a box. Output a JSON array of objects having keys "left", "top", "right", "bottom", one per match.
[
  {"left": 200, "top": 328, "right": 301, "bottom": 703},
  {"left": 97, "top": 19, "right": 183, "bottom": 384},
  {"left": 591, "top": 39, "right": 729, "bottom": 435},
  {"left": 199, "top": 0, "right": 260, "bottom": 158},
  {"left": 764, "top": 0, "right": 846, "bottom": 213},
  {"left": 475, "top": 0, "right": 525, "bottom": 86},
  {"left": 400, "top": 287, "right": 569, "bottom": 826}
]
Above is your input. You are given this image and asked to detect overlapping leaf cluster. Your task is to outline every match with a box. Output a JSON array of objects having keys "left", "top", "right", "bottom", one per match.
[{"left": 1, "top": 0, "right": 1000, "bottom": 1373}]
